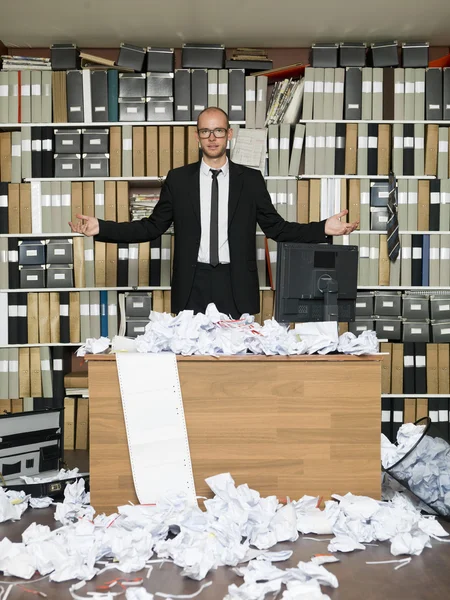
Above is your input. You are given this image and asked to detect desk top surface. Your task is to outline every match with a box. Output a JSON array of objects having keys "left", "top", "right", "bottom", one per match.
[{"left": 86, "top": 353, "right": 382, "bottom": 362}]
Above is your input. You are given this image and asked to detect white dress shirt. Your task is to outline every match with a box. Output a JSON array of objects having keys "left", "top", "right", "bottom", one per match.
[{"left": 198, "top": 158, "right": 230, "bottom": 264}]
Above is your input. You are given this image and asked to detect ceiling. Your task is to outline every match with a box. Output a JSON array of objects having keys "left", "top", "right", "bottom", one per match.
[{"left": 2, "top": 0, "right": 450, "bottom": 48}]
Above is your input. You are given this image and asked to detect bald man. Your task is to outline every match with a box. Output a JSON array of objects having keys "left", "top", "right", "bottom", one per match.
[{"left": 70, "top": 107, "right": 358, "bottom": 318}]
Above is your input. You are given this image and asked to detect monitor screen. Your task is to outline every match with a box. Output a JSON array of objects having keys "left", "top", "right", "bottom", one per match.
[{"left": 274, "top": 243, "right": 359, "bottom": 323}]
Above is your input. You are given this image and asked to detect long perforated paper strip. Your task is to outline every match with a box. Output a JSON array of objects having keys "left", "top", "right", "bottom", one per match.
[{"left": 115, "top": 352, "right": 196, "bottom": 504}]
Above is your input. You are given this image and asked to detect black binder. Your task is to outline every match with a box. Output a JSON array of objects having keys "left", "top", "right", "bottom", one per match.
[
  {"left": 149, "top": 237, "right": 161, "bottom": 286},
  {"left": 403, "top": 342, "right": 415, "bottom": 394},
  {"left": 42, "top": 127, "right": 54, "bottom": 178},
  {"left": 66, "top": 70, "right": 84, "bottom": 123},
  {"left": 117, "top": 243, "right": 129, "bottom": 287},
  {"left": 17, "top": 292, "right": 28, "bottom": 344},
  {"left": 59, "top": 291, "right": 70, "bottom": 343},
  {"left": 429, "top": 178, "right": 440, "bottom": 231},
  {"left": 402, "top": 124, "right": 414, "bottom": 176},
  {"left": 174, "top": 69, "right": 191, "bottom": 121},
  {"left": 91, "top": 71, "right": 109, "bottom": 123},
  {"left": 191, "top": 69, "right": 208, "bottom": 121},
  {"left": 31, "top": 126, "right": 42, "bottom": 178},
  {"left": 367, "top": 123, "right": 378, "bottom": 175},
  {"left": 344, "top": 67, "right": 362, "bottom": 120},
  {"left": 414, "top": 342, "right": 427, "bottom": 394}
]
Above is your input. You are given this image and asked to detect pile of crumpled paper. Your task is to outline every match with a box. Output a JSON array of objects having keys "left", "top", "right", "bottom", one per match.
[
  {"left": 0, "top": 471, "right": 448, "bottom": 600},
  {"left": 381, "top": 422, "right": 450, "bottom": 517},
  {"left": 78, "top": 303, "right": 378, "bottom": 357}
]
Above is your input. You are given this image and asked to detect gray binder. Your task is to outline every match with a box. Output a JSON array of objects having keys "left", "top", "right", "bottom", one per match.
[
  {"left": 414, "top": 69, "right": 426, "bottom": 121},
  {"left": 286, "top": 179, "right": 297, "bottom": 222},
  {"left": 360, "top": 178, "right": 370, "bottom": 231},
  {"left": 245, "top": 76, "right": 256, "bottom": 129},
  {"left": 440, "top": 234, "right": 450, "bottom": 286},
  {"left": 107, "top": 290, "right": 118, "bottom": 338},
  {"left": 304, "top": 123, "right": 315, "bottom": 174},
  {"left": 255, "top": 76, "right": 268, "bottom": 129},
  {"left": 361, "top": 67, "right": 372, "bottom": 120},
  {"left": 0, "top": 349, "right": 8, "bottom": 400},
  {"left": 324, "top": 123, "right": 336, "bottom": 175},
  {"left": 302, "top": 67, "right": 314, "bottom": 120},
  {"left": 268, "top": 125, "right": 279, "bottom": 177},
  {"left": 276, "top": 178, "right": 287, "bottom": 220},
  {"left": 8, "top": 348, "right": 19, "bottom": 400},
  {"left": 288, "top": 124, "right": 305, "bottom": 176},
  {"left": 207, "top": 70, "right": 218, "bottom": 108},
  {"left": 84, "top": 236, "right": 95, "bottom": 287},
  {"left": 8, "top": 71, "right": 19, "bottom": 124},
  {"left": 41, "top": 181, "right": 52, "bottom": 234},
  {"left": 217, "top": 69, "right": 228, "bottom": 113},
  {"left": 89, "top": 291, "right": 101, "bottom": 339},
  {"left": 61, "top": 181, "right": 72, "bottom": 234},
  {"left": 357, "top": 123, "right": 368, "bottom": 176},
  {"left": 372, "top": 68, "right": 383, "bottom": 121},
  {"left": 312, "top": 68, "right": 325, "bottom": 120},
  {"left": 323, "top": 68, "right": 335, "bottom": 119},
  {"left": 394, "top": 68, "right": 404, "bottom": 120},
  {"left": 440, "top": 179, "right": 450, "bottom": 231},
  {"left": 122, "top": 125, "right": 133, "bottom": 177},
  {"left": 400, "top": 233, "right": 412, "bottom": 287},
  {"left": 438, "top": 127, "right": 448, "bottom": 180},
  {"left": 407, "top": 179, "right": 418, "bottom": 232},
  {"left": 128, "top": 243, "right": 139, "bottom": 287},
  {"left": 39, "top": 347, "right": 53, "bottom": 397},
  {"left": 79, "top": 291, "right": 90, "bottom": 341},
  {"left": 278, "top": 123, "right": 290, "bottom": 177},
  {"left": 0, "top": 72, "right": 9, "bottom": 123},
  {"left": 31, "top": 70, "right": 42, "bottom": 123},
  {"left": 160, "top": 234, "right": 171, "bottom": 286},
  {"left": 94, "top": 180, "right": 105, "bottom": 221},
  {"left": 397, "top": 178, "right": 408, "bottom": 231},
  {"left": 404, "top": 68, "right": 415, "bottom": 121},
  {"left": 51, "top": 181, "right": 63, "bottom": 233}
]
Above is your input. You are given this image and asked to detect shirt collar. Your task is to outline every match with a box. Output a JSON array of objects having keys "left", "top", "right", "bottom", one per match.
[{"left": 201, "top": 157, "right": 229, "bottom": 177}]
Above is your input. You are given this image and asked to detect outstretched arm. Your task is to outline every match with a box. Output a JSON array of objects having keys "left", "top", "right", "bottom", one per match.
[
  {"left": 255, "top": 172, "right": 358, "bottom": 242},
  {"left": 69, "top": 173, "right": 175, "bottom": 244}
]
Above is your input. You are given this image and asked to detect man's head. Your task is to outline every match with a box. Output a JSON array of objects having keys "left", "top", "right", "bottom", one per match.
[{"left": 195, "top": 107, "right": 233, "bottom": 162}]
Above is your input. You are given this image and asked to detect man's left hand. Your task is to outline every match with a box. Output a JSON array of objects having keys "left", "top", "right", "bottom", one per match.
[{"left": 325, "top": 210, "right": 359, "bottom": 236}]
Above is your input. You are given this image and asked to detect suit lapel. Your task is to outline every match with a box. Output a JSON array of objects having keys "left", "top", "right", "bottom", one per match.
[
  {"left": 188, "top": 162, "right": 201, "bottom": 224},
  {"left": 228, "top": 160, "right": 244, "bottom": 226}
]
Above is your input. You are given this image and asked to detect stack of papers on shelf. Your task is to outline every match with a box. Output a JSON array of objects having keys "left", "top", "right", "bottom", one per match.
[{"left": 1, "top": 55, "right": 51, "bottom": 70}]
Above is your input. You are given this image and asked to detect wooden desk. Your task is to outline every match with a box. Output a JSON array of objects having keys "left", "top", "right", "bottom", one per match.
[{"left": 86, "top": 354, "right": 382, "bottom": 515}]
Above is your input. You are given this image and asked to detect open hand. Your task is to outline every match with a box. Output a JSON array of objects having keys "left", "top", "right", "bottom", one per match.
[
  {"left": 324, "top": 210, "right": 359, "bottom": 236},
  {"left": 68, "top": 214, "right": 99, "bottom": 237}
]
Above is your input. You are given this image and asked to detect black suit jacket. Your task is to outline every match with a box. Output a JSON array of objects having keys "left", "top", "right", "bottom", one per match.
[{"left": 95, "top": 160, "right": 329, "bottom": 314}]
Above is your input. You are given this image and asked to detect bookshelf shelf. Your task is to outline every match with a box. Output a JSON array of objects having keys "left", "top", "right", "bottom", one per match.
[
  {"left": 358, "top": 286, "right": 450, "bottom": 291},
  {"left": 0, "top": 343, "right": 83, "bottom": 348},
  {"left": 25, "top": 174, "right": 436, "bottom": 183},
  {"left": 300, "top": 119, "right": 450, "bottom": 126},
  {"left": 351, "top": 231, "right": 449, "bottom": 235},
  {"left": 0, "top": 286, "right": 273, "bottom": 293},
  {"left": 0, "top": 121, "right": 246, "bottom": 128},
  {"left": 382, "top": 394, "right": 450, "bottom": 398}
]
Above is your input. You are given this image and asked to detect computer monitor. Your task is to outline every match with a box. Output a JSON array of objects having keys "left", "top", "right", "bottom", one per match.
[{"left": 274, "top": 243, "right": 358, "bottom": 323}]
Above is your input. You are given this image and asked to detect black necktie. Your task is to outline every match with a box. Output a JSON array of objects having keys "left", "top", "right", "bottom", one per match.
[
  {"left": 210, "top": 169, "right": 221, "bottom": 267},
  {"left": 387, "top": 170, "right": 400, "bottom": 262}
]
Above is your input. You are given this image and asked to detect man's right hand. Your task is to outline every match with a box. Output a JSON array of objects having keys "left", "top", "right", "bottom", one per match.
[{"left": 68, "top": 214, "right": 99, "bottom": 237}]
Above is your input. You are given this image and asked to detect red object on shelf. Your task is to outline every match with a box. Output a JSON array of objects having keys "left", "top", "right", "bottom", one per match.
[{"left": 429, "top": 53, "right": 450, "bottom": 68}]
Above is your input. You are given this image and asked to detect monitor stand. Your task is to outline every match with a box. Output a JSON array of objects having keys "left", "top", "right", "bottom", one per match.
[{"left": 320, "top": 276, "right": 339, "bottom": 321}]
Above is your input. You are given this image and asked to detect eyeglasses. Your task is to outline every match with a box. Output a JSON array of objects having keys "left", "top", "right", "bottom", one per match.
[{"left": 197, "top": 128, "right": 228, "bottom": 139}]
